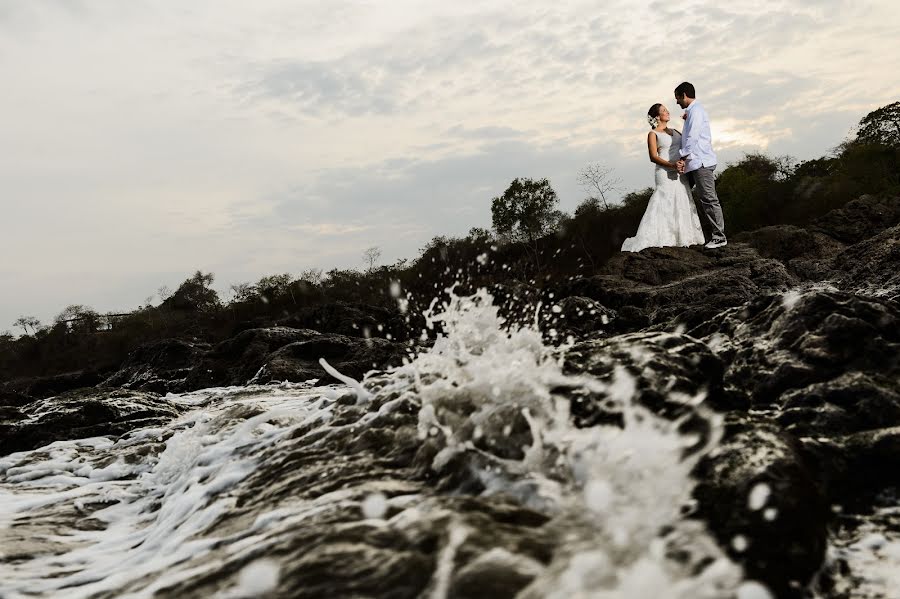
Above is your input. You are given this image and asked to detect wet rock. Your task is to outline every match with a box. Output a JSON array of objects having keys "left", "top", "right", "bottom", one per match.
[
  {"left": 546, "top": 296, "right": 617, "bottom": 340},
  {"left": 777, "top": 373, "right": 900, "bottom": 437},
  {"left": 183, "top": 327, "right": 323, "bottom": 389},
  {"left": 564, "top": 331, "right": 739, "bottom": 426},
  {"left": 832, "top": 223, "right": 900, "bottom": 301},
  {"left": 834, "top": 426, "right": 900, "bottom": 505},
  {"left": 103, "top": 338, "right": 210, "bottom": 393},
  {"left": 0, "top": 388, "right": 180, "bottom": 456},
  {"left": 691, "top": 290, "right": 900, "bottom": 411},
  {"left": 0, "top": 389, "right": 33, "bottom": 407},
  {"left": 811, "top": 194, "right": 900, "bottom": 244},
  {"left": 20, "top": 370, "right": 108, "bottom": 399},
  {"left": 693, "top": 420, "right": 829, "bottom": 598},
  {"left": 253, "top": 334, "right": 408, "bottom": 385}
]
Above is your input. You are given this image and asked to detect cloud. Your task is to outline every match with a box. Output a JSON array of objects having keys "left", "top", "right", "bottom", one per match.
[{"left": 1, "top": 0, "right": 897, "bottom": 328}]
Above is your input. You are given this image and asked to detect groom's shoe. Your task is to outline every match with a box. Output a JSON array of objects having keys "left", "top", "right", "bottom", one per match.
[{"left": 704, "top": 239, "right": 728, "bottom": 249}]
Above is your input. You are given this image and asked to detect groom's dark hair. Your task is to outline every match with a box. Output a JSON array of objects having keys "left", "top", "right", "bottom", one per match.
[{"left": 674, "top": 82, "right": 695, "bottom": 98}]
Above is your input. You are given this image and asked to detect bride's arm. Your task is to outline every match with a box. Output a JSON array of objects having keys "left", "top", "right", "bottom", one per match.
[{"left": 647, "top": 132, "right": 676, "bottom": 169}]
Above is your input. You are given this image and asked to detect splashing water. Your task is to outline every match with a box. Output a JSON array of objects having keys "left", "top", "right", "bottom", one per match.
[
  {"left": 0, "top": 288, "right": 765, "bottom": 598},
  {"left": 374, "top": 288, "right": 753, "bottom": 597}
]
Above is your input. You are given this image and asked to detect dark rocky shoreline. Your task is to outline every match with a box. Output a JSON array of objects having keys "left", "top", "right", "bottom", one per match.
[{"left": 2, "top": 194, "right": 899, "bottom": 598}]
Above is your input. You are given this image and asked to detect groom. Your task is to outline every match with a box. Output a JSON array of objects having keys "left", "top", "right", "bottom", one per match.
[{"left": 674, "top": 82, "right": 727, "bottom": 249}]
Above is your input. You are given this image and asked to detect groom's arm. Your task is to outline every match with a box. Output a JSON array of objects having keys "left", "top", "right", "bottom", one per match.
[{"left": 679, "top": 107, "right": 704, "bottom": 161}]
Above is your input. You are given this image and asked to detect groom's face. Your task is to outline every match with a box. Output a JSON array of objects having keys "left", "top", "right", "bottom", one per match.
[{"left": 675, "top": 94, "right": 688, "bottom": 109}]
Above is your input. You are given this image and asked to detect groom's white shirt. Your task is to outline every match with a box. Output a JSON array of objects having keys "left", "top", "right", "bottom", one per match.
[{"left": 679, "top": 101, "right": 717, "bottom": 172}]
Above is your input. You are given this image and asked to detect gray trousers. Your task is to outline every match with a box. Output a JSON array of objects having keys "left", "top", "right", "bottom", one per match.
[{"left": 688, "top": 166, "right": 726, "bottom": 242}]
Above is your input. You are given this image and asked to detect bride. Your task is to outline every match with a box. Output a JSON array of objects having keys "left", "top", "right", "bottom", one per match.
[{"left": 621, "top": 103, "right": 705, "bottom": 252}]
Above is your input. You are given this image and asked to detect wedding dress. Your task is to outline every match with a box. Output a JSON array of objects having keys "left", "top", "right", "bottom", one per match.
[{"left": 621, "top": 129, "right": 706, "bottom": 252}]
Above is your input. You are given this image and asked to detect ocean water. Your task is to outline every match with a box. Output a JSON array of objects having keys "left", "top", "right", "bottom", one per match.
[{"left": 1, "top": 288, "right": 780, "bottom": 598}]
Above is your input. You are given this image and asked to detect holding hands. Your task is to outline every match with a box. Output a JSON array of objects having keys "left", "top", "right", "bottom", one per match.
[{"left": 676, "top": 159, "right": 686, "bottom": 174}]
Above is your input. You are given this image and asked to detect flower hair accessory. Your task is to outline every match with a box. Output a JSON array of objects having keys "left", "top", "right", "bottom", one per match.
[{"left": 648, "top": 115, "right": 660, "bottom": 128}]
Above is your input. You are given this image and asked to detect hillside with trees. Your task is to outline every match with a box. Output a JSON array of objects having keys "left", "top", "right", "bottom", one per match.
[{"left": 2, "top": 102, "right": 898, "bottom": 391}]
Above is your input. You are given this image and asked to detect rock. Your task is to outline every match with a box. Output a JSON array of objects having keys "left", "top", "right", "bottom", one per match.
[
  {"left": 691, "top": 290, "right": 900, "bottom": 411},
  {"left": 544, "top": 296, "right": 617, "bottom": 340},
  {"left": 254, "top": 335, "right": 408, "bottom": 385},
  {"left": 734, "top": 225, "right": 844, "bottom": 262},
  {"left": 278, "top": 301, "right": 408, "bottom": 340},
  {"left": 831, "top": 223, "right": 900, "bottom": 301},
  {"left": 811, "top": 194, "right": 900, "bottom": 244},
  {"left": 693, "top": 420, "right": 829, "bottom": 598},
  {"left": 834, "top": 426, "right": 900, "bottom": 506},
  {"left": 564, "top": 331, "right": 739, "bottom": 426},
  {"left": 183, "top": 327, "right": 322, "bottom": 389},
  {"left": 20, "top": 370, "right": 108, "bottom": 399},
  {"left": 562, "top": 244, "right": 796, "bottom": 331},
  {"left": 0, "top": 388, "right": 180, "bottom": 456},
  {"left": 103, "top": 338, "right": 210, "bottom": 393},
  {"left": 184, "top": 327, "right": 407, "bottom": 389},
  {"left": 733, "top": 225, "right": 844, "bottom": 281},
  {"left": 0, "top": 389, "right": 33, "bottom": 407},
  {"left": 777, "top": 372, "right": 900, "bottom": 437}
]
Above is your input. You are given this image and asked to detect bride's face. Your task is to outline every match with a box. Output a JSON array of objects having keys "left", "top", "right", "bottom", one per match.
[{"left": 657, "top": 105, "right": 670, "bottom": 123}]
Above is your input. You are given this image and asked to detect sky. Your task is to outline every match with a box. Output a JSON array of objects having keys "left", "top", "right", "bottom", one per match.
[{"left": 1, "top": 0, "right": 898, "bottom": 332}]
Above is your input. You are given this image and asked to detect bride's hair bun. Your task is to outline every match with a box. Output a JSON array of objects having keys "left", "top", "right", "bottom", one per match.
[{"left": 647, "top": 103, "right": 662, "bottom": 129}]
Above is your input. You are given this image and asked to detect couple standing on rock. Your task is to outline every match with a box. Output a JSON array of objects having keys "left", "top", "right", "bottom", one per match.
[{"left": 621, "top": 81, "right": 728, "bottom": 253}]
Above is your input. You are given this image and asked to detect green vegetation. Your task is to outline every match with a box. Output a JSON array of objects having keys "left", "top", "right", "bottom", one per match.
[{"left": 2, "top": 102, "right": 898, "bottom": 387}]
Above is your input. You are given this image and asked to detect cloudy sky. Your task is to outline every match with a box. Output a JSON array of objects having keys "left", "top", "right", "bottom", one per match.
[{"left": 1, "top": 0, "right": 898, "bottom": 331}]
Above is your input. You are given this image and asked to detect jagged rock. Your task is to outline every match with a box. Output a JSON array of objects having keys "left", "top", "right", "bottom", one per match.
[
  {"left": 564, "top": 331, "right": 738, "bottom": 426},
  {"left": 777, "top": 372, "right": 900, "bottom": 437},
  {"left": 693, "top": 420, "right": 829, "bottom": 598},
  {"left": 0, "top": 388, "right": 180, "bottom": 456},
  {"left": 103, "top": 338, "right": 210, "bottom": 393},
  {"left": 183, "top": 327, "right": 322, "bottom": 389},
  {"left": 0, "top": 389, "right": 33, "bottom": 407},
  {"left": 733, "top": 225, "right": 844, "bottom": 281},
  {"left": 546, "top": 296, "right": 617, "bottom": 339},
  {"left": 831, "top": 223, "right": 900, "bottom": 301},
  {"left": 691, "top": 290, "right": 900, "bottom": 411},
  {"left": 278, "top": 301, "right": 407, "bottom": 339},
  {"left": 253, "top": 334, "right": 408, "bottom": 384},
  {"left": 19, "top": 370, "right": 108, "bottom": 399},
  {"left": 562, "top": 244, "right": 796, "bottom": 331},
  {"left": 835, "top": 426, "right": 900, "bottom": 505},
  {"left": 811, "top": 194, "right": 900, "bottom": 244},
  {"left": 184, "top": 326, "right": 407, "bottom": 389}
]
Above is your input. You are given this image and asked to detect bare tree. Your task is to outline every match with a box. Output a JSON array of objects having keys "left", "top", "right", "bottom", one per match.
[
  {"left": 13, "top": 316, "right": 40, "bottom": 336},
  {"left": 577, "top": 163, "right": 622, "bottom": 210},
  {"left": 362, "top": 246, "right": 382, "bottom": 271},
  {"left": 157, "top": 285, "right": 173, "bottom": 302}
]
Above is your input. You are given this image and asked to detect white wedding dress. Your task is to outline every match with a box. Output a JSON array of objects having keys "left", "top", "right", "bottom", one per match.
[{"left": 621, "top": 129, "right": 706, "bottom": 252}]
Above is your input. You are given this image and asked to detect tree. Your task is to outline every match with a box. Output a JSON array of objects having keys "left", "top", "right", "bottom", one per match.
[
  {"left": 577, "top": 163, "right": 622, "bottom": 209},
  {"left": 256, "top": 273, "right": 293, "bottom": 298},
  {"left": 230, "top": 282, "right": 256, "bottom": 303},
  {"left": 13, "top": 316, "right": 40, "bottom": 336},
  {"left": 467, "top": 227, "right": 493, "bottom": 242},
  {"left": 165, "top": 270, "right": 221, "bottom": 312},
  {"left": 491, "top": 177, "right": 561, "bottom": 244},
  {"left": 854, "top": 101, "right": 900, "bottom": 148},
  {"left": 299, "top": 268, "right": 324, "bottom": 285},
  {"left": 54, "top": 304, "right": 100, "bottom": 334},
  {"left": 362, "top": 246, "right": 382, "bottom": 271},
  {"left": 157, "top": 285, "right": 173, "bottom": 302}
]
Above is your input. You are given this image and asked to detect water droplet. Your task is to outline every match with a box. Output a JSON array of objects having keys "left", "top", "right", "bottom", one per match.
[
  {"left": 748, "top": 483, "right": 770, "bottom": 511},
  {"left": 362, "top": 493, "right": 388, "bottom": 519},
  {"left": 731, "top": 535, "right": 749, "bottom": 552}
]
